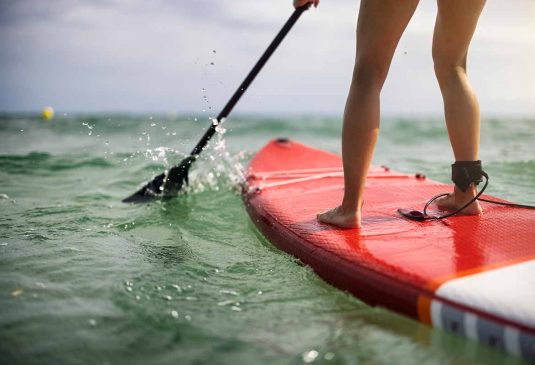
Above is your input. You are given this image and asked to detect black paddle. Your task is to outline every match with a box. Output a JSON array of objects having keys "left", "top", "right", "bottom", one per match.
[{"left": 123, "top": 4, "right": 311, "bottom": 203}]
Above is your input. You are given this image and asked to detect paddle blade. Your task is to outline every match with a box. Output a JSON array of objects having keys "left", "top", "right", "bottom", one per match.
[
  {"left": 162, "top": 156, "right": 195, "bottom": 197},
  {"left": 122, "top": 172, "right": 166, "bottom": 203},
  {"left": 122, "top": 156, "right": 195, "bottom": 204}
]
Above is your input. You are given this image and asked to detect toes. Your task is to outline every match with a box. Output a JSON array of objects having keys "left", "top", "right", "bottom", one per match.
[{"left": 317, "top": 211, "right": 331, "bottom": 222}]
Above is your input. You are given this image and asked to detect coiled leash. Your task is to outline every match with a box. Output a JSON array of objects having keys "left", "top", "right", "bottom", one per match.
[{"left": 398, "top": 161, "right": 535, "bottom": 221}]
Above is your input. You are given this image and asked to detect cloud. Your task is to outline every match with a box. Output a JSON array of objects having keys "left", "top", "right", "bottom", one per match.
[{"left": 0, "top": 0, "right": 533, "bottom": 116}]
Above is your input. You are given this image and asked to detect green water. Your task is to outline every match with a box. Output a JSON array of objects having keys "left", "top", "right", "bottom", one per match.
[{"left": 1, "top": 114, "right": 534, "bottom": 365}]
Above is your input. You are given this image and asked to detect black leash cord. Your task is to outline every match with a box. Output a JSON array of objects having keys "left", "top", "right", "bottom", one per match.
[
  {"left": 422, "top": 171, "right": 490, "bottom": 220},
  {"left": 477, "top": 197, "right": 535, "bottom": 210},
  {"left": 400, "top": 171, "right": 535, "bottom": 221}
]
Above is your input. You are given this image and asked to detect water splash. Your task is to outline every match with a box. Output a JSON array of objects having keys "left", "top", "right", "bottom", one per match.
[
  {"left": 184, "top": 118, "right": 245, "bottom": 194},
  {"left": 82, "top": 122, "right": 94, "bottom": 136},
  {"left": 143, "top": 146, "right": 179, "bottom": 166}
]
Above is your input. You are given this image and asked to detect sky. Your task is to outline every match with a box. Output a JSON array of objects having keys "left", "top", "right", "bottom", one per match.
[{"left": 0, "top": 0, "right": 534, "bottom": 117}]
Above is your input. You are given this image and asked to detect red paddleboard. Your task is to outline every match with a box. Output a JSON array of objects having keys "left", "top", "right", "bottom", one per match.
[{"left": 243, "top": 139, "right": 535, "bottom": 361}]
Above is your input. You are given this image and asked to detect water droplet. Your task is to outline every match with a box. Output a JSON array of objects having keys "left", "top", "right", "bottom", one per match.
[
  {"left": 0, "top": 243, "right": 8, "bottom": 247},
  {"left": 36, "top": 282, "right": 46, "bottom": 289},
  {"left": 126, "top": 287, "right": 132, "bottom": 292},
  {"left": 212, "top": 50, "right": 216, "bottom": 54},
  {"left": 135, "top": 295, "right": 141, "bottom": 301},
  {"left": 150, "top": 123, "right": 156, "bottom": 127},
  {"left": 210, "top": 62, "right": 215, "bottom": 66},
  {"left": 185, "top": 296, "right": 197, "bottom": 301},
  {"left": 184, "top": 315, "right": 192, "bottom": 321},
  {"left": 88, "top": 319, "right": 97, "bottom": 326},
  {"left": 105, "top": 140, "right": 109, "bottom": 145},
  {"left": 11, "top": 288, "right": 23, "bottom": 297},
  {"left": 257, "top": 290, "right": 262, "bottom": 295},
  {"left": 171, "top": 310, "right": 179, "bottom": 319},
  {"left": 219, "top": 289, "right": 238, "bottom": 296},
  {"left": 324, "top": 353, "right": 335, "bottom": 361},
  {"left": 164, "top": 295, "right": 172, "bottom": 301},
  {"left": 231, "top": 306, "right": 242, "bottom": 312},
  {"left": 171, "top": 285, "right": 182, "bottom": 293},
  {"left": 302, "top": 350, "right": 319, "bottom": 363}
]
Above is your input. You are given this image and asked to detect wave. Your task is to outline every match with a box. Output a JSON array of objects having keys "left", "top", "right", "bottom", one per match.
[{"left": 0, "top": 153, "right": 114, "bottom": 174}]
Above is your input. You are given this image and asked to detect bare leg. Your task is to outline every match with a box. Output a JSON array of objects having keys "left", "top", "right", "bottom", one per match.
[
  {"left": 433, "top": 0, "right": 486, "bottom": 215},
  {"left": 318, "top": 0, "right": 419, "bottom": 228}
]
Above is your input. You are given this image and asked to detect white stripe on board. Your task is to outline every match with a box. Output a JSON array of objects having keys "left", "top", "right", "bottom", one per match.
[
  {"left": 504, "top": 326, "right": 521, "bottom": 357},
  {"left": 464, "top": 313, "right": 478, "bottom": 341},
  {"left": 430, "top": 300, "right": 443, "bottom": 329},
  {"left": 434, "top": 259, "right": 535, "bottom": 330}
]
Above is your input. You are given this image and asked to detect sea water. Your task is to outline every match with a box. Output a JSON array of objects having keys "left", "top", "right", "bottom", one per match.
[{"left": 1, "top": 114, "right": 534, "bottom": 364}]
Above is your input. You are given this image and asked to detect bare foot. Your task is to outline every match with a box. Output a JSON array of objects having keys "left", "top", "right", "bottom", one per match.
[
  {"left": 317, "top": 205, "right": 361, "bottom": 228},
  {"left": 434, "top": 185, "right": 482, "bottom": 216}
]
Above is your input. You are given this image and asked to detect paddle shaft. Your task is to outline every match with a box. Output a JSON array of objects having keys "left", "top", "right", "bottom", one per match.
[{"left": 189, "top": 5, "right": 309, "bottom": 157}]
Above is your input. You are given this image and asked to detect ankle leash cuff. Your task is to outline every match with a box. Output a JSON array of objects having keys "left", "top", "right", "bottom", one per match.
[{"left": 452, "top": 160, "right": 484, "bottom": 192}]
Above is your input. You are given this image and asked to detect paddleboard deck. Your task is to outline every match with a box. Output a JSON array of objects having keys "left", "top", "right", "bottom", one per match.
[{"left": 242, "top": 139, "right": 535, "bottom": 361}]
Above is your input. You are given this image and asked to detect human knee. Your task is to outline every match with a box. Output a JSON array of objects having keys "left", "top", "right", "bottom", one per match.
[
  {"left": 352, "top": 58, "right": 390, "bottom": 91},
  {"left": 432, "top": 50, "right": 467, "bottom": 85}
]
